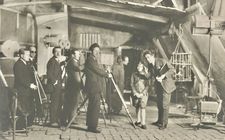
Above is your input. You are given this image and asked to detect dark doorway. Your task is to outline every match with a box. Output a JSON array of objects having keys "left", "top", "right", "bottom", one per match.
[{"left": 122, "top": 48, "right": 141, "bottom": 91}]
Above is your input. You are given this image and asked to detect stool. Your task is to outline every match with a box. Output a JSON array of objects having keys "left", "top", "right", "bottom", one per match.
[{"left": 185, "top": 96, "right": 202, "bottom": 114}]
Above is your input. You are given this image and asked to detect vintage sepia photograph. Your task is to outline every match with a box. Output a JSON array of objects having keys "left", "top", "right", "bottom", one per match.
[{"left": 0, "top": 0, "right": 225, "bottom": 140}]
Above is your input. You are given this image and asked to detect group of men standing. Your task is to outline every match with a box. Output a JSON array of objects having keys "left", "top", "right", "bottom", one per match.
[
  {"left": 13, "top": 43, "right": 176, "bottom": 133},
  {"left": 13, "top": 43, "right": 111, "bottom": 133}
]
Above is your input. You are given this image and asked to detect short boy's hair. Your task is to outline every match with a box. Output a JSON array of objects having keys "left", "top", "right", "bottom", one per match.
[
  {"left": 89, "top": 43, "right": 100, "bottom": 53},
  {"left": 70, "top": 48, "right": 79, "bottom": 55},
  {"left": 143, "top": 49, "right": 155, "bottom": 57},
  {"left": 122, "top": 56, "right": 128, "bottom": 61},
  {"left": 52, "top": 46, "right": 61, "bottom": 54},
  {"left": 18, "top": 48, "right": 29, "bottom": 57}
]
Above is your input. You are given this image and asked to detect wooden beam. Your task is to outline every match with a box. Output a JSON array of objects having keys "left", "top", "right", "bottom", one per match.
[
  {"left": 2, "top": 0, "right": 62, "bottom": 7},
  {"left": 107, "top": 0, "right": 185, "bottom": 12},
  {"left": 152, "top": 0, "right": 163, "bottom": 6},
  {"left": 175, "top": 29, "right": 191, "bottom": 53},
  {"left": 69, "top": 13, "right": 149, "bottom": 32},
  {"left": 66, "top": 0, "right": 169, "bottom": 23},
  {"left": 185, "top": 2, "right": 207, "bottom": 15},
  {"left": 171, "top": 0, "right": 179, "bottom": 9},
  {"left": 71, "top": 7, "right": 165, "bottom": 27},
  {"left": 152, "top": 38, "right": 169, "bottom": 60},
  {"left": 0, "top": 6, "right": 19, "bottom": 13},
  {"left": 37, "top": 13, "right": 67, "bottom": 25},
  {"left": 0, "top": 0, "right": 61, "bottom": 13}
]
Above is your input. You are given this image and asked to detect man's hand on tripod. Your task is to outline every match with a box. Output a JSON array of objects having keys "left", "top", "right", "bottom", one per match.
[
  {"left": 30, "top": 83, "right": 37, "bottom": 90},
  {"left": 134, "top": 93, "right": 143, "bottom": 98},
  {"left": 34, "top": 71, "right": 38, "bottom": 75},
  {"left": 108, "top": 73, "right": 113, "bottom": 78}
]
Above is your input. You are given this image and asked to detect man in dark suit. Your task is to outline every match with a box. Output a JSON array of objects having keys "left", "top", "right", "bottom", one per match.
[
  {"left": 84, "top": 43, "right": 111, "bottom": 133},
  {"left": 13, "top": 48, "right": 37, "bottom": 129},
  {"left": 29, "top": 46, "right": 43, "bottom": 124},
  {"left": 29, "top": 46, "right": 37, "bottom": 69},
  {"left": 61, "top": 48, "right": 84, "bottom": 126},
  {"left": 144, "top": 50, "right": 176, "bottom": 130},
  {"left": 46, "top": 47, "right": 64, "bottom": 127}
]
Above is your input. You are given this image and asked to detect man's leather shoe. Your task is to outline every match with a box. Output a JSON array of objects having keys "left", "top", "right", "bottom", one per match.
[
  {"left": 152, "top": 121, "right": 161, "bottom": 126},
  {"left": 50, "top": 123, "right": 58, "bottom": 127},
  {"left": 134, "top": 121, "right": 141, "bottom": 127},
  {"left": 140, "top": 125, "right": 147, "bottom": 129},
  {"left": 159, "top": 124, "right": 167, "bottom": 130},
  {"left": 87, "top": 128, "right": 101, "bottom": 133}
]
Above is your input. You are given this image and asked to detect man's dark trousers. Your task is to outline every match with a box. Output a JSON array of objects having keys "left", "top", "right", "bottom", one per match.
[
  {"left": 86, "top": 92, "right": 101, "bottom": 129},
  {"left": 156, "top": 83, "right": 171, "bottom": 126}
]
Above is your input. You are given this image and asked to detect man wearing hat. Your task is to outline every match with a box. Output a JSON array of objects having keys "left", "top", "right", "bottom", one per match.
[{"left": 84, "top": 43, "right": 111, "bottom": 133}]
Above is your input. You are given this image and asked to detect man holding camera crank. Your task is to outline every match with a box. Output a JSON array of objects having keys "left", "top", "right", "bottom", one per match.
[{"left": 84, "top": 43, "right": 112, "bottom": 133}]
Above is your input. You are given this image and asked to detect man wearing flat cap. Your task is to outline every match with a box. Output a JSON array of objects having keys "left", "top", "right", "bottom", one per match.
[{"left": 84, "top": 43, "right": 111, "bottom": 133}]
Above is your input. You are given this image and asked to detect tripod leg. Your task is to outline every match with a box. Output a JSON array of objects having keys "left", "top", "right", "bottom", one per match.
[
  {"left": 13, "top": 117, "right": 16, "bottom": 140},
  {"left": 25, "top": 115, "right": 28, "bottom": 136},
  {"left": 110, "top": 77, "right": 136, "bottom": 128},
  {"left": 65, "top": 97, "right": 88, "bottom": 130},
  {"left": 36, "top": 74, "right": 47, "bottom": 101},
  {"left": 32, "top": 66, "right": 47, "bottom": 104},
  {"left": 12, "top": 95, "right": 17, "bottom": 140},
  {"left": 107, "top": 80, "right": 112, "bottom": 123},
  {"left": 80, "top": 90, "right": 87, "bottom": 112},
  {"left": 99, "top": 93, "right": 107, "bottom": 127},
  {"left": 34, "top": 74, "right": 42, "bottom": 105},
  {"left": 100, "top": 106, "right": 107, "bottom": 127}
]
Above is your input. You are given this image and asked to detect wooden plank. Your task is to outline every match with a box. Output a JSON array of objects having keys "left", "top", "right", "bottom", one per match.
[
  {"left": 0, "top": 6, "right": 19, "bottom": 13},
  {"left": 70, "top": 13, "right": 149, "bottom": 32},
  {"left": 2, "top": 0, "right": 62, "bottom": 7},
  {"left": 192, "top": 27, "right": 209, "bottom": 34},
  {"left": 152, "top": 0, "right": 163, "bottom": 6},
  {"left": 171, "top": 0, "right": 179, "bottom": 9},
  {"left": 175, "top": 30, "right": 191, "bottom": 53},
  {"left": 36, "top": 13, "right": 67, "bottom": 25},
  {"left": 66, "top": 0, "right": 169, "bottom": 23},
  {"left": 194, "top": 15, "right": 210, "bottom": 28},
  {"left": 0, "top": 9, "right": 1, "bottom": 40},
  {"left": 185, "top": 2, "right": 207, "bottom": 15},
  {"left": 70, "top": 8, "right": 165, "bottom": 28},
  {"left": 152, "top": 38, "right": 169, "bottom": 60},
  {"left": 210, "top": 16, "right": 225, "bottom": 35},
  {"left": 212, "top": 0, "right": 222, "bottom": 16}
]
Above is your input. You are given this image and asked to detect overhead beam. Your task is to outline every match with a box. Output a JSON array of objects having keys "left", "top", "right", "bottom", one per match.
[
  {"left": 66, "top": 0, "right": 169, "bottom": 24},
  {"left": 1, "top": 0, "right": 62, "bottom": 7},
  {"left": 0, "top": 5, "right": 19, "bottom": 13},
  {"left": 69, "top": 13, "right": 149, "bottom": 32},
  {"left": 70, "top": 8, "right": 165, "bottom": 27},
  {"left": 105, "top": 0, "right": 185, "bottom": 14},
  {"left": 37, "top": 13, "right": 67, "bottom": 25}
]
